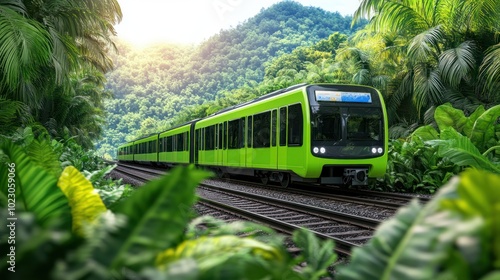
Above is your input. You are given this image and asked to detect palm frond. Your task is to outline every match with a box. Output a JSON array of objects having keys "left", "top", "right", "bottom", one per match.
[
  {"left": 0, "top": 6, "right": 52, "bottom": 106},
  {"left": 407, "top": 25, "right": 444, "bottom": 64},
  {"left": 439, "top": 41, "right": 476, "bottom": 89},
  {"left": 352, "top": 0, "right": 386, "bottom": 25},
  {"left": 372, "top": 1, "right": 430, "bottom": 34},
  {"left": 478, "top": 43, "right": 500, "bottom": 102},
  {"left": 413, "top": 63, "right": 445, "bottom": 114}
]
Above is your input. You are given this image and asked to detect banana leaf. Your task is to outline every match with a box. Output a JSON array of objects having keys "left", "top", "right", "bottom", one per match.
[
  {"left": 429, "top": 127, "right": 500, "bottom": 174},
  {"left": 411, "top": 125, "right": 439, "bottom": 142},
  {"left": 434, "top": 103, "right": 467, "bottom": 134},
  {"left": 470, "top": 105, "right": 500, "bottom": 152},
  {"left": 463, "top": 105, "right": 485, "bottom": 137},
  {"left": 0, "top": 141, "right": 71, "bottom": 226}
]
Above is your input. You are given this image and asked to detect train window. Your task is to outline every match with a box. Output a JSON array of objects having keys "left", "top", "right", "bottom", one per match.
[
  {"left": 205, "top": 125, "right": 215, "bottom": 150},
  {"left": 218, "top": 123, "right": 223, "bottom": 149},
  {"left": 280, "top": 107, "right": 287, "bottom": 146},
  {"left": 239, "top": 118, "right": 245, "bottom": 148},
  {"left": 253, "top": 111, "right": 271, "bottom": 148},
  {"left": 312, "top": 109, "right": 342, "bottom": 142},
  {"left": 288, "top": 104, "right": 303, "bottom": 146},
  {"left": 176, "top": 133, "right": 184, "bottom": 151},
  {"left": 228, "top": 119, "right": 240, "bottom": 149},
  {"left": 184, "top": 132, "right": 189, "bottom": 151},
  {"left": 271, "top": 110, "right": 277, "bottom": 147},
  {"left": 247, "top": 116, "right": 252, "bottom": 148},
  {"left": 166, "top": 136, "right": 173, "bottom": 152}
]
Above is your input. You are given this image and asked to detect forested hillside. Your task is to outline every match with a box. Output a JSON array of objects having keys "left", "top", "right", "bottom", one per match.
[{"left": 96, "top": 1, "right": 363, "bottom": 156}]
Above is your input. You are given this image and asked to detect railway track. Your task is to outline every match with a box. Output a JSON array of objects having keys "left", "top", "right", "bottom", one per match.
[
  {"left": 198, "top": 183, "right": 378, "bottom": 255},
  {"left": 111, "top": 162, "right": 432, "bottom": 256}
]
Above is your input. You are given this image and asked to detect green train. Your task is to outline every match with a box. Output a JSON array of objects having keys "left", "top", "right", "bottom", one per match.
[{"left": 117, "top": 83, "right": 388, "bottom": 187}]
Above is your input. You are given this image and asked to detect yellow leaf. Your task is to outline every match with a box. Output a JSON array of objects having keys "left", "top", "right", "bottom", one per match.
[{"left": 57, "top": 166, "right": 107, "bottom": 235}]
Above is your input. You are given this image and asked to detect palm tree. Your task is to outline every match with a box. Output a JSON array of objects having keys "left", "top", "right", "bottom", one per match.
[
  {"left": 0, "top": 0, "right": 122, "bottom": 108},
  {"left": 37, "top": 67, "right": 111, "bottom": 148},
  {"left": 352, "top": 0, "right": 500, "bottom": 121}
]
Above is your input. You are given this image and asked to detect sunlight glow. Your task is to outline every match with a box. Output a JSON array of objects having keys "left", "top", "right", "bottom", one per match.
[{"left": 115, "top": 0, "right": 360, "bottom": 46}]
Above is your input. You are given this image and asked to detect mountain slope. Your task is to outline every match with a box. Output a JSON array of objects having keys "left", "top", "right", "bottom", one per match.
[{"left": 97, "top": 1, "right": 364, "bottom": 157}]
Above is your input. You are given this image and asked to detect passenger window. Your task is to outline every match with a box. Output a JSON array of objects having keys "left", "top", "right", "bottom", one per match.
[
  {"left": 253, "top": 111, "right": 271, "bottom": 148},
  {"left": 288, "top": 104, "right": 303, "bottom": 146},
  {"left": 247, "top": 116, "right": 252, "bottom": 148}
]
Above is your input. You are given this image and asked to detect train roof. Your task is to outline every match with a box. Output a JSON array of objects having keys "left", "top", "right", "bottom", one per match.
[{"left": 208, "top": 83, "right": 307, "bottom": 117}]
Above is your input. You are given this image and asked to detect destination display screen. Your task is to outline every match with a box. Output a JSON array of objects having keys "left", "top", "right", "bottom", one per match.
[{"left": 315, "top": 90, "right": 372, "bottom": 103}]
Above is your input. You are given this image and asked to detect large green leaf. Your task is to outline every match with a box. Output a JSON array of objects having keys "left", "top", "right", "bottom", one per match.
[
  {"left": 57, "top": 166, "right": 107, "bottom": 236},
  {"left": 434, "top": 103, "right": 467, "bottom": 134},
  {"left": 440, "top": 169, "right": 500, "bottom": 269},
  {"left": 94, "top": 166, "right": 210, "bottom": 271},
  {"left": 339, "top": 169, "right": 500, "bottom": 279},
  {"left": 470, "top": 105, "right": 500, "bottom": 152},
  {"left": 0, "top": 141, "right": 71, "bottom": 226},
  {"left": 432, "top": 127, "right": 500, "bottom": 173},
  {"left": 410, "top": 125, "right": 439, "bottom": 142},
  {"left": 338, "top": 198, "right": 456, "bottom": 279},
  {"left": 463, "top": 105, "right": 486, "bottom": 137}
]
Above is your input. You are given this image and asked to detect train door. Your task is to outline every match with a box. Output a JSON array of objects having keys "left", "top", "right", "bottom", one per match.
[{"left": 277, "top": 107, "right": 288, "bottom": 170}]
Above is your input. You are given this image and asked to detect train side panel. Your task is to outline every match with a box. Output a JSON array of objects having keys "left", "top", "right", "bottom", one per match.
[
  {"left": 195, "top": 86, "right": 311, "bottom": 178},
  {"left": 133, "top": 134, "right": 158, "bottom": 163}
]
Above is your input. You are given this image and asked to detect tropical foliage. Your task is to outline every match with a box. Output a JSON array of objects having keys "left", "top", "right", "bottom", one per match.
[
  {"left": 373, "top": 103, "right": 500, "bottom": 193},
  {"left": 1, "top": 139, "right": 499, "bottom": 279},
  {"left": 338, "top": 168, "right": 500, "bottom": 280},
  {"left": 0, "top": 142, "right": 337, "bottom": 279},
  {"left": 351, "top": 0, "right": 500, "bottom": 123},
  {"left": 0, "top": 0, "right": 121, "bottom": 148}
]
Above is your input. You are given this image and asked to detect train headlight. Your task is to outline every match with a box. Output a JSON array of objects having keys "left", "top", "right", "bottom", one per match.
[
  {"left": 320, "top": 147, "right": 326, "bottom": 154},
  {"left": 371, "top": 147, "right": 377, "bottom": 154},
  {"left": 377, "top": 147, "right": 383, "bottom": 154},
  {"left": 313, "top": 147, "right": 319, "bottom": 154}
]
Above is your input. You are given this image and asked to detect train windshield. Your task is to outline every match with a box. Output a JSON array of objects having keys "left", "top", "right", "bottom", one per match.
[
  {"left": 312, "top": 109, "right": 342, "bottom": 141},
  {"left": 346, "top": 108, "right": 382, "bottom": 141},
  {"left": 311, "top": 106, "right": 384, "bottom": 158}
]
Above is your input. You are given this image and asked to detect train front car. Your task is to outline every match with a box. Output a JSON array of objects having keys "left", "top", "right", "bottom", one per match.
[{"left": 306, "top": 84, "right": 388, "bottom": 186}]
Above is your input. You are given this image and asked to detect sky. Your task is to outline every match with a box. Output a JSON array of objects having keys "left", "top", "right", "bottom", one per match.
[{"left": 115, "top": 0, "right": 361, "bottom": 46}]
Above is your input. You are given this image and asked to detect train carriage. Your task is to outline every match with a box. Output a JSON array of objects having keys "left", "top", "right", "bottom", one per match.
[
  {"left": 117, "top": 83, "right": 388, "bottom": 187},
  {"left": 193, "top": 83, "right": 388, "bottom": 187}
]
